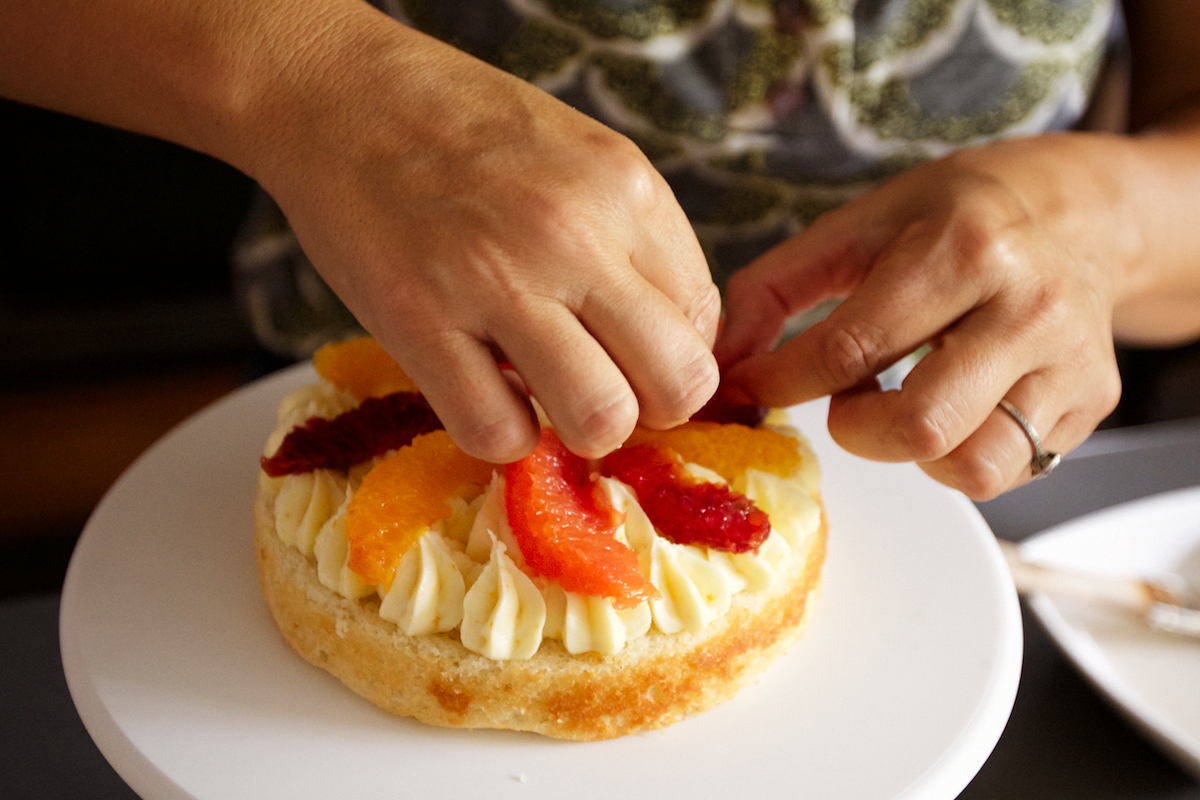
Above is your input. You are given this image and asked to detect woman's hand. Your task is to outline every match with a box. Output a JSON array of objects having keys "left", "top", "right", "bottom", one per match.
[
  {"left": 715, "top": 135, "right": 1138, "bottom": 500},
  {"left": 0, "top": 0, "right": 720, "bottom": 466},
  {"left": 235, "top": 4, "right": 721, "bottom": 465},
  {"left": 716, "top": 0, "right": 1200, "bottom": 500}
]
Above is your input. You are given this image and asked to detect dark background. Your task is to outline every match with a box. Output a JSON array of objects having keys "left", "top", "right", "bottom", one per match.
[{"left": 1, "top": 98, "right": 258, "bottom": 593}]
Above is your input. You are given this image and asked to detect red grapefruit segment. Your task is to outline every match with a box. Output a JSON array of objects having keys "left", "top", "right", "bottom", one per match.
[{"left": 505, "top": 428, "right": 657, "bottom": 609}]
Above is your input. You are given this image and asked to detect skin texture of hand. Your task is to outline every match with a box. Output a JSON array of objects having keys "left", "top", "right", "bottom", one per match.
[
  {"left": 714, "top": 0, "right": 1200, "bottom": 501},
  {"left": 716, "top": 124, "right": 1200, "bottom": 500},
  {"left": 715, "top": 139, "right": 1127, "bottom": 500},
  {"left": 243, "top": 15, "right": 722, "bottom": 464},
  {"left": 0, "top": 0, "right": 721, "bottom": 464}
]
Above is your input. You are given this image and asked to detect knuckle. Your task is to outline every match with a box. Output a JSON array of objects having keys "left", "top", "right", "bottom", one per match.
[
  {"left": 923, "top": 436, "right": 1013, "bottom": 502},
  {"left": 948, "top": 211, "right": 995, "bottom": 263},
  {"left": 453, "top": 412, "right": 538, "bottom": 464},
  {"left": 605, "top": 137, "right": 661, "bottom": 202},
  {"left": 565, "top": 391, "right": 639, "bottom": 458},
  {"left": 1095, "top": 368, "right": 1122, "bottom": 418},
  {"left": 1060, "top": 363, "right": 1121, "bottom": 442},
  {"left": 946, "top": 211, "right": 1016, "bottom": 282},
  {"left": 934, "top": 183, "right": 1033, "bottom": 282},
  {"left": 564, "top": 127, "right": 658, "bottom": 203},
  {"left": 816, "top": 323, "right": 890, "bottom": 389},
  {"left": 658, "top": 350, "right": 720, "bottom": 424},
  {"left": 1024, "top": 272, "right": 1078, "bottom": 331},
  {"left": 894, "top": 401, "right": 959, "bottom": 462},
  {"left": 690, "top": 282, "right": 723, "bottom": 340},
  {"left": 944, "top": 451, "right": 1009, "bottom": 501}
]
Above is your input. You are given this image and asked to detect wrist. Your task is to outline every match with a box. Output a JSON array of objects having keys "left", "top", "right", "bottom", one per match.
[
  {"left": 952, "top": 132, "right": 1144, "bottom": 315},
  {"left": 989, "top": 126, "right": 1200, "bottom": 346},
  {"left": 1109, "top": 123, "right": 1200, "bottom": 344},
  {"left": 194, "top": 0, "right": 403, "bottom": 185}
]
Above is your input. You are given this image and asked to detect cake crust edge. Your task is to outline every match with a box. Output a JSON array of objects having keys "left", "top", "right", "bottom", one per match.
[{"left": 254, "top": 471, "right": 826, "bottom": 741}]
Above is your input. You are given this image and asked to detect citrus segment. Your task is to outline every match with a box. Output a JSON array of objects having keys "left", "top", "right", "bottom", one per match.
[
  {"left": 505, "top": 428, "right": 658, "bottom": 609},
  {"left": 314, "top": 336, "right": 419, "bottom": 400},
  {"left": 689, "top": 393, "right": 767, "bottom": 427},
  {"left": 261, "top": 392, "right": 443, "bottom": 476},
  {"left": 347, "top": 431, "right": 494, "bottom": 586},
  {"left": 602, "top": 443, "right": 771, "bottom": 554},
  {"left": 627, "top": 421, "right": 802, "bottom": 482}
]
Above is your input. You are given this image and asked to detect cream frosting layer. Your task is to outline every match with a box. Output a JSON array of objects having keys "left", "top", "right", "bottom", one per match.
[{"left": 266, "top": 383, "right": 821, "bottom": 660}]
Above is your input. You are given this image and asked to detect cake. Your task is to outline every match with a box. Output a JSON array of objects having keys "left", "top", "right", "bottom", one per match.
[{"left": 254, "top": 337, "right": 827, "bottom": 740}]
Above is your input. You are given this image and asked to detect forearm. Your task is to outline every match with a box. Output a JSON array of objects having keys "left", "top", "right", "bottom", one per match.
[
  {"left": 1106, "top": 0, "right": 1200, "bottom": 345},
  {"left": 0, "top": 0, "right": 422, "bottom": 181},
  {"left": 1107, "top": 113, "right": 1200, "bottom": 345}
]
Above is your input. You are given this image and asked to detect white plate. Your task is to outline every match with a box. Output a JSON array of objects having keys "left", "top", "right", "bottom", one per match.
[
  {"left": 61, "top": 364, "right": 1021, "bottom": 800},
  {"left": 1021, "top": 488, "right": 1200, "bottom": 779}
]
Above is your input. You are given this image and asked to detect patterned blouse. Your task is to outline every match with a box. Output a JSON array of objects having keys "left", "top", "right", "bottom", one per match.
[{"left": 235, "top": 0, "right": 1118, "bottom": 357}]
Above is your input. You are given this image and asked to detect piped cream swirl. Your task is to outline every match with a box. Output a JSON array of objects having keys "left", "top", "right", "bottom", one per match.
[
  {"left": 460, "top": 534, "right": 546, "bottom": 660},
  {"left": 263, "top": 386, "right": 819, "bottom": 659},
  {"left": 379, "top": 528, "right": 467, "bottom": 635}
]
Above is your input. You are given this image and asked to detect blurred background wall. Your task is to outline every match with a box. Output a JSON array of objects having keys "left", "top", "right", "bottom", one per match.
[{"left": 0, "top": 98, "right": 259, "bottom": 593}]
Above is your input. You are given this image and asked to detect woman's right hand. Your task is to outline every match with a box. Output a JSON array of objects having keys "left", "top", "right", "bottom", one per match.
[{"left": 233, "top": 1, "right": 721, "bottom": 464}]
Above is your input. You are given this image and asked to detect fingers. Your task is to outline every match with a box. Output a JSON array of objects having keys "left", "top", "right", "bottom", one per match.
[
  {"left": 460, "top": 127, "right": 719, "bottom": 457},
  {"left": 716, "top": 198, "right": 1120, "bottom": 499},
  {"left": 492, "top": 262, "right": 718, "bottom": 457},
  {"left": 388, "top": 213, "right": 718, "bottom": 463},
  {"left": 721, "top": 216, "right": 988, "bottom": 409},
  {"left": 387, "top": 330, "right": 542, "bottom": 464},
  {"left": 714, "top": 207, "right": 876, "bottom": 372},
  {"left": 824, "top": 366, "right": 1116, "bottom": 501},
  {"left": 917, "top": 380, "right": 1113, "bottom": 500},
  {"left": 489, "top": 294, "right": 640, "bottom": 460},
  {"left": 821, "top": 323, "right": 1120, "bottom": 499},
  {"left": 614, "top": 171, "right": 723, "bottom": 428},
  {"left": 395, "top": 278, "right": 718, "bottom": 464},
  {"left": 476, "top": 152, "right": 719, "bottom": 456},
  {"left": 625, "top": 172, "right": 724, "bottom": 351},
  {"left": 826, "top": 279, "right": 1119, "bottom": 498},
  {"left": 579, "top": 273, "right": 720, "bottom": 433}
]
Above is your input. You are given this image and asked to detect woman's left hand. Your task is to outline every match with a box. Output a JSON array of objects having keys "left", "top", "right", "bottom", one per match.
[{"left": 715, "top": 135, "right": 1134, "bottom": 500}]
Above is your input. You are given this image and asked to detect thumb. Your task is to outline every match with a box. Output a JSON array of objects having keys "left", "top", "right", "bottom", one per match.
[{"left": 715, "top": 211, "right": 871, "bottom": 373}]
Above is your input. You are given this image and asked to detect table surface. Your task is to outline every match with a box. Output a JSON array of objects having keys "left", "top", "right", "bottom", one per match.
[{"left": 2, "top": 418, "right": 1199, "bottom": 800}]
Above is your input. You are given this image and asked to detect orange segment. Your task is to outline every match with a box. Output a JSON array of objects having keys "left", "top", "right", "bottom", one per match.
[
  {"left": 506, "top": 428, "right": 658, "bottom": 609},
  {"left": 346, "top": 430, "right": 494, "bottom": 586},
  {"left": 313, "top": 336, "right": 419, "bottom": 400},
  {"left": 627, "top": 421, "right": 802, "bottom": 482}
]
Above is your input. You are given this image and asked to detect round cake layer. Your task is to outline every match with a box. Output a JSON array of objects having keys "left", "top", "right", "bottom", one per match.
[{"left": 254, "top": 478, "right": 826, "bottom": 740}]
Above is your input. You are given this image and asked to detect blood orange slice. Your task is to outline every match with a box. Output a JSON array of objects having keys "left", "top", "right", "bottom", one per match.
[
  {"left": 314, "top": 336, "right": 419, "bottom": 400},
  {"left": 505, "top": 428, "right": 657, "bottom": 609},
  {"left": 261, "top": 391, "right": 443, "bottom": 476},
  {"left": 346, "top": 430, "right": 494, "bottom": 586},
  {"left": 602, "top": 443, "right": 770, "bottom": 554}
]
